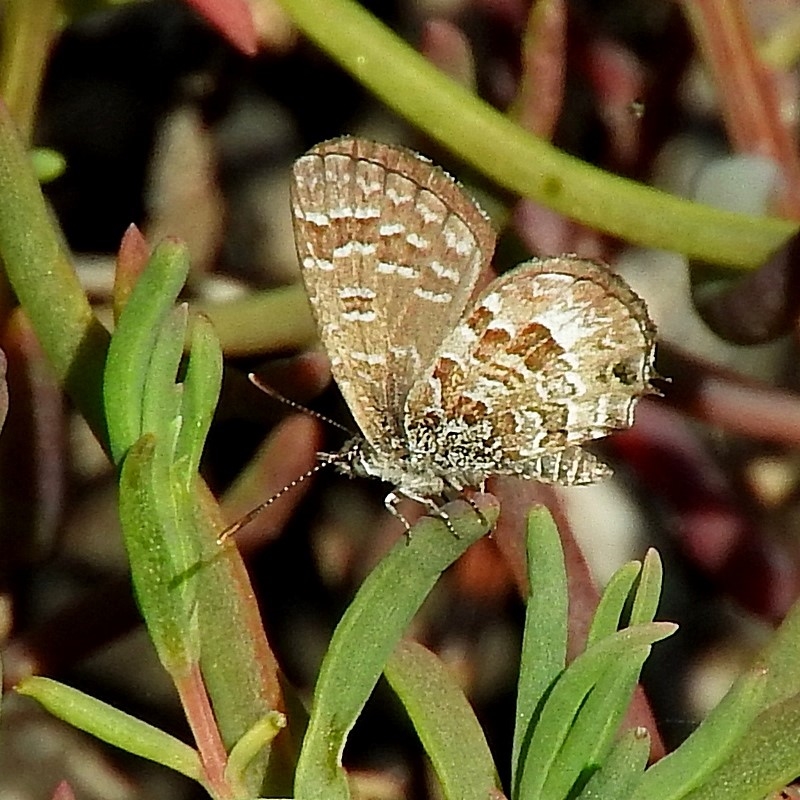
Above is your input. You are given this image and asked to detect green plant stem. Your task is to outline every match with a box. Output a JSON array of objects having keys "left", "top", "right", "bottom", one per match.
[
  {"left": 0, "top": 100, "right": 111, "bottom": 447},
  {"left": 274, "top": 0, "right": 795, "bottom": 268},
  {"left": 0, "top": 0, "right": 58, "bottom": 142}
]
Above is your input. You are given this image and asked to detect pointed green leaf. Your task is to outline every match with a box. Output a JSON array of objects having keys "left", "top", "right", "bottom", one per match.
[
  {"left": 140, "top": 303, "right": 187, "bottom": 458},
  {"left": 103, "top": 239, "right": 190, "bottom": 464},
  {"left": 31, "top": 147, "right": 66, "bottom": 183},
  {"left": 586, "top": 561, "right": 641, "bottom": 649},
  {"left": 175, "top": 313, "right": 223, "bottom": 482},
  {"left": 542, "top": 645, "right": 651, "bottom": 800},
  {"left": 512, "top": 505, "right": 568, "bottom": 796},
  {"left": 516, "top": 622, "right": 676, "bottom": 800},
  {"left": 629, "top": 549, "right": 663, "bottom": 627},
  {"left": 384, "top": 640, "right": 500, "bottom": 800},
  {"left": 17, "top": 677, "right": 203, "bottom": 783},
  {"left": 294, "top": 502, "right": 497, "bottom": 800}
]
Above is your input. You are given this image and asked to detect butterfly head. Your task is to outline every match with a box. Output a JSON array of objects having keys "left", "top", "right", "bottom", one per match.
[{"left": 329, "top": 434, "right": 453, "bottom": 500}]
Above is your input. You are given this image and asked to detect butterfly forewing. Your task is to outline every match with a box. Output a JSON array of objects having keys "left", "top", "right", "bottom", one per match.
[
  {"left": 291, "top": 137, "right": 496, "bottom": 453},
  {"left": 404, "top": 257, "right": 656, "bottom": 485}
]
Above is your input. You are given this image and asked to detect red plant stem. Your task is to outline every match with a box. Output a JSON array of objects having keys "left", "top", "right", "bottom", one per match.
[
  {"left": 680, "top": 0, "right": 800, "bottom": 217},
  {"left": 660, "top": 343, "right": 800, "bottom": 447},
  {"left": 513, "top": 0, "right": 567, "bottom": 139},
  {"left": 175, "top": 664, "right": 233, "bottom": 799},
  {"left": 420, "top": 19, "right": 477, "bottom": 90}
]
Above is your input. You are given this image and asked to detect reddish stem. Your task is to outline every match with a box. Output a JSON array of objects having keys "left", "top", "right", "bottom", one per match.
[
  {"left": 420, "top": 19, "right": 477, "bottom": 90},
  {"left": 660, "top": 343, "right": 800, "bottom": 447},
  {"left": 175, "top": 663, "right": 233, "bottom": 799},
  {"left": 512, "top": 0, "right": 567, "bottom": 139},
  {"left": 681, "top": 0, "right": 800, "bottom": 217}
]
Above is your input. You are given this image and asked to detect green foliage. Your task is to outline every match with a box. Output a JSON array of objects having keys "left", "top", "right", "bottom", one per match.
[
  {"left": 10, "top": 240, "right": 286, "bottom": 798},
  {"left": 511, "top": 515, "right": 674, "bottom": 800},
  {"left": 105, "top": 241, "right": 220, "bottom": 674},
  {"left": 293, "top": 504, "right": 499, "bottom": 800},
  {"left": 4, "top": 225, "right": 798, "bottom": 800},
  {"left": 385, "top": 641, "right": 501, "bottom": 800},
  {"left": 16, "top": 677, "right": 205, "bottom": 785},
  {"left": 273, "top": 0, "right": 794, "bottom": 269}
]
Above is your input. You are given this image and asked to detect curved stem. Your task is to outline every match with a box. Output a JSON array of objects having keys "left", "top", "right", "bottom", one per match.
[{"left": 276, "top": 0, "right": 795, "bottom": 269}]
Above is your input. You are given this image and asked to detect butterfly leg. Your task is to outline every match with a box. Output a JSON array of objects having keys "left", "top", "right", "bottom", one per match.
[
  {"left": 419, "top": 496, "right": 459, "bottom": 538},
  {"left": 385, "top": 491, "right": 459, "bottom": 537},
  {"left": 384, "top": 491, "right": 414, "bottom": 532},
  {"left": 443, "top": 477, "right": 488, "bottom": 529}
]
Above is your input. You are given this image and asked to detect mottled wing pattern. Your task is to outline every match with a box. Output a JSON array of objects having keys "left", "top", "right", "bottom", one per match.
[
  {"left": 291, "top": 137, "right": 496, "bottom": 452},
  {"left": 405, "top": 257, "right": 656, "bottom": 485}
]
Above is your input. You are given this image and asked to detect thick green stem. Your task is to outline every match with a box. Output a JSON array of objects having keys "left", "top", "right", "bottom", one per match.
[
  {"left": 276, "top": 0, "right": 795, "bottom": 268},
  {"left": 0, "top": 101, "right": 111, "bottom": 447}
]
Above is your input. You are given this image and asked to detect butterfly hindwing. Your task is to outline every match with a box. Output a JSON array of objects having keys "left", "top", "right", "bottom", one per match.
[{"left": 403, "top": 257, "right": 656, "bottom": 485}]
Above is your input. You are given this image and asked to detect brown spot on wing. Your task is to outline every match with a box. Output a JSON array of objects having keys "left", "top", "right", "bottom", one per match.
[{"left": 405, "top": 256, "right": 657, "bottom": 486}]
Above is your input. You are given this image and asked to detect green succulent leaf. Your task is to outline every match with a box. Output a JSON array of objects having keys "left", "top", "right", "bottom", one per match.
[
  {"left": 629, "top": 549, "right": 663, "bottom": 627},
  {"left": 542, "top": 645, "right": 652, "bottom": 800},
  {"left": 118, "top": 434, "right": 200, "bottom": 673},
  {"left": 103, "top": 239, "right": 190, "bottom": 465},
  {"left": 638, "top": 664, "right": 768, "bottom": 800},
  {"left": 17, "top": 677, "right": 204, "bottom": 784},
  {"left": 587, "top": 549, "right": 663, "bottom": 650},
  {"left": 384, "top": 640, "right": 501, "bottom": 800},
  {"left": 104, "top": 240, "right": 223, "bottom": 679},
  {"left": 516, "top": 622, "right": 676, "bottom": 800},
  {"left": 586, "top": 561, "right": 642, "bottom": 649},
  {"left": 293, "top": 502, "right": 497, "bottom": 800},
  {"left": 512, "top": 506, "right": 569, "bottom": 795},
  {"left": 175, "top": 313, "right": 223, "bottom": 483},
  {"left": 577, "top": 726, "right": 650, "bottom": 800}
]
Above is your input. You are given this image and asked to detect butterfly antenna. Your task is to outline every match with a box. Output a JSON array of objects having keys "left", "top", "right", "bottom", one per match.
[
  {"left": 217, "top": 456, "right": 340, "bottom": 544},
  {"left": 248, "top": 373, "right": 354, "bottom": 436},
  {"left": 217, "top": 378, "right": 360, "bottom": 545}
]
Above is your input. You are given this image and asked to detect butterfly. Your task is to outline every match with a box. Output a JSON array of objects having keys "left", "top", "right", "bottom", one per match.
[{"left": 289, "top": 136, "right": 657, "bottom": 525}]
